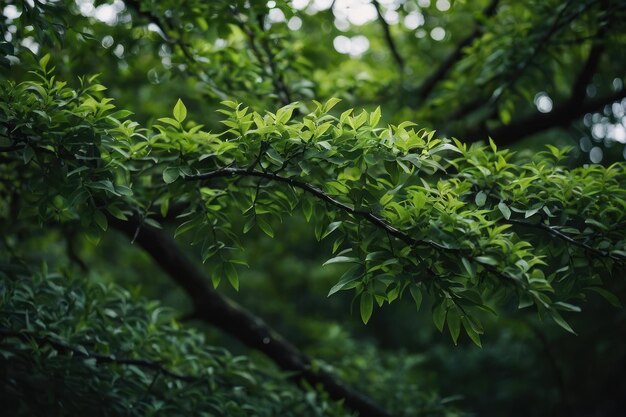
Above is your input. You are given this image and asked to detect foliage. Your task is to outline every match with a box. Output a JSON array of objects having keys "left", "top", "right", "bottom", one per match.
[
  {"left": 0, "top": 264, "right": 349, "bottom": 416},
  {"left": 2, "top": 61, "right": 624, "bottom": 344},
  {"left": 1, "top": 0, "right": 626, "bottom": 416}
]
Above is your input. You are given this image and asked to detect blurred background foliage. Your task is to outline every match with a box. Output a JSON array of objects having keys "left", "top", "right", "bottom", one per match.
[{"left": 1, "top": 0, "right": 626, "bottom": 416}]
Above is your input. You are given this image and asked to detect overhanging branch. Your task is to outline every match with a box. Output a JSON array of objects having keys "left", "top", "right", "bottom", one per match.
[
  {"left": 372, "top": 0, "right": 405, "bottom": 71},
  {"left": 124, "top": 0, "right": 228, "bottom": 99},
  {"left": 232, "top": 8, "right": 293, "bottom": 106},
  {"left": 462, "top": 88, "right": 626, "bottom": 145},
  {"left": 108, "top": 216, "right": 393, "bottom": 417},
  {"left": 185, "top": 168, "right": 532, "bottom": 287},
  {"left": 446, "top": 0, "right": 601, "bottom": 131},
  {"left": 186, "top": 167, "right": 454, "bottom": 253},
  {"left": 507, "top": 218, "right": 626, "bottom": 263},
  {"left": 408, "top": 0, "right": 500, "bottom": 106}
]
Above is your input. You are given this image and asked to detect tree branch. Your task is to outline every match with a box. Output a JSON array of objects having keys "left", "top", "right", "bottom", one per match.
[
  {"left": 0, "top": 328, "right": 197, "bottom": 382},
  {"left": 372, "top": 0, "right": 405, "bottom": 71},
  {"left": 569, "top": 37, "right": 606, "bottom": 105},
  {"left": 507, "top": 218, "right": 626, "bottom": 263},
  {"left": 108, "top": 216, "right": 393, "bottom": 417},
  {"left": 408, "top": 0, "right": 500, "bottom": 106},
  {"left": 446, "top": 0, "right": 598, "bottom": 127},
  {"left": 232, "top": 8, "right": 293, "bottom": 106},
  {"left": 124, "top": 0, "right": 228, "bottom": 99},
  {"left": 186, "top": 167, "right": 455, "bottom": 253},
  {"left": 456, "top": 3, "right": 615, "bottom": 146},
  {"left": 461, "top": 86, "right": 625, "bottom": 145},
  {"left": 185, "top": 168, "right": 529, "bottom": 288}
]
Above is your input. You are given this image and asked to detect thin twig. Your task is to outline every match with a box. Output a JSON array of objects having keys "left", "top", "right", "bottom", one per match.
[
  {"left": 231, "top": 8, "right": 293, "bottom": 106},
  {"left": 185, "top": 167, "right": 456, "bottom": 253},
  {"left": 124, "top": 0, "right": 227, "bottom": 99},
  {"left": 0, "top": 328, "right": 197, "bottom": 382}
]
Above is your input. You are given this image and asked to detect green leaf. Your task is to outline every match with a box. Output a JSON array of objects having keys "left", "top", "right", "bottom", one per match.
[
  {"left": 93, "top": 210, "right": 108, "bottom": 231},
  {"left": 173, "top": 99, "right": 187, "bottom": 123},
  {"left": 160, "top": 196, "right": 170, "bottom": 218},
  {"left": 518, "top": 293, "right": 534, "bottom": 309},
  {"left": 243, "top": 216, "right": 255, "bottom": 234},
  {"left": 409, "top": 285, "right": 423, "bottom": 312},
  {"left": 157, "top": 117, "right": 181, "bottom": 128},
  {"left": 23, "top": 146, "right": 35, "bottom": 164},
  {"left": 554, "top": 301, "right": 581, "bottom": 312},
  {"left": 475, "top": 256, "right": 498, "bottom": 266},
  {"left": 87, "top": 180, "right": 120, "bottom": 196},
  {"left": 432, "top": 301, "right": 447, "bottom": 332},
  {"left": 550, "top": 310, "right": 576, "bottom": 335},
  {"left": 276, "top": 104, "right": 295, "bottom": 124},
  {"left": 360, "top": 292, "right": 373, "bottom": 324},
  {"left": 475, "top": 191, "right": 487, "bottom": 207},
  {"left": 211, "top": 271, "right": 221, "bottom": 288},
  {"left": 108, "top": 109, "right": 133, "bottom": 119},
  {"left": 323, "top": 97, "right": 341, "bottom": 112},
  {"left": 447, "top": 308, "right": 461, "bottom": 345},
  {"left": 369, "top": 106, "right": 381, "bottom": 127},
  {"left": 586, "top": 286, "right": 622, "bottom": 308},
  {"left": 221, "top": 100, "right": 239, "bottom": 109},
  {"left": 525, "top": 206, "right": 542, "bottom": 218},
  {"left": 67, "top": 166, "right": 90, "bottom": 177},
  {"left": 163, "top": 167, "right": 180, "bottom": 184},
  {"left": 461, "top": 257, "right": 474, "bottom": 277},
  {"left": 302, "top": 198, "right": 313, "bottom": 222},
  {"left": 323, "top": 256, "right": 359, "bottom": 266},
  {"left": 257, "top": 217, "right": 274, "bottom": 238},
  {"left": 585, "top": 218, "right": 608, "bottom": 231},
  {"left": 115, "top": 185, "right": 133, "bottom": 196},
  {"left": 224, "top": 263, "right": 239, "bottom": 291},
  {"left": 39, "top": 53, "right": 51, "bottom": 70},
  {"left": 106, "top": 205, "right": 128, "bottom": 221},
  {"left": 462, "top": 317, "right": 482, "bottom": 347},
  {"left": 489, "top": 137, "right": 497, "bottom": 153},
  {"left": 322, "top": 221, "right": 342, "bottom": 239},
  {"left": 498, "top": 202, "right": 511, "bottom": 219},
  {"left": 328, "top": 265, "right": 363, "bottom": 296}
]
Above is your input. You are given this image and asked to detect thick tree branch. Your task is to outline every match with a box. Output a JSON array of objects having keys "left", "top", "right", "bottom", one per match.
[
  {"left": 446, "top": 0, "right": 598, "bottom": 126},
  {"left": 108, "top": 216, "right": 392, "bottom": 417},
  {"left": 456, "top": 4, "right": 614, "bottom": 146},
  {"left": 569, "top": 38, "right": 606, "bottom": 105},
  {"left": 461, "top": 86, "right": 625, "bottom": 146},
  {"left": 372, "top": 0, "right": 405, "bottom": 71},
  {"left": 409, "top": 0, "right": 500, "bottom": 106}
]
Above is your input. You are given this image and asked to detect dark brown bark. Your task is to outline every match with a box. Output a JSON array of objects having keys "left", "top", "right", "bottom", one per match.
[
  {"left": 408, "top": 0, "right": 500, "bottom": 107},
  {"left": 372, "top": 0, "right": 405, "bottom": 71},
  {"left": 461, "top": 89, "right": 625, "bottom": 146},
  {"left": 109, "top": 216, "right": 392, "bottom": 417}
]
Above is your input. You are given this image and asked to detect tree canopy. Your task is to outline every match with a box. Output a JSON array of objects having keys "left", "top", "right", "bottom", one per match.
[{"left": 1, "top": 1, "right": 626, "bottom": 416}]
